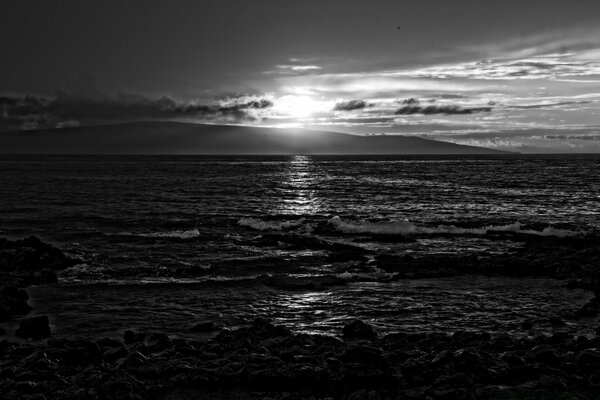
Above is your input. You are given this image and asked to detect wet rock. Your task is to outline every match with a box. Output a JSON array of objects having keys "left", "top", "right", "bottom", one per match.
[
  {"left": 575, "top": 297, "right": 600, "bottom": 318},
  {"left": 103, "top": 345, "right": 128, "bottom": 362},
  {"left": 577, "top": 349, "right": 600, "bottom": 368},
  {"left": 46, "top": 338, "right": 101, "bottom": 365},
  {"left": 0, "top": 286, "right": 32, "bottom": 321},
  {"left": 0, "top": 236, "right": 76, "bottom": 287},
  {"left": 431, "top": 349, "right": 455, "bottom": 367},
  {"left": 15, "top": 316, "right": 50, "bottom": 339},
  {"left": 529, "top": 347, "right": 562, "bottom": 365},
  {"left": 141, "top": 332, "right": 171, "bottom": 354},
  {"left": 343, "top": 320, "right": 377, "bottom": 341},
  {"left": 500, "top": 353, "right": 526, "bottom": 367},
  {"left": 123, "top": 329, "right": 144, "bottom": 345},
  {"left": 521, "top": 320, "right": 534, "bottom": 330},
  {"left": 190, "top": 321, "right": 218, "bottom": 332}
]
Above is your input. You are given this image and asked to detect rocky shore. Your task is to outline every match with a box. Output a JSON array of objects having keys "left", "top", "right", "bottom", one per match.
[
  {"left": 3, "top": 318, "right": 600, "bottom": 399},
  {"left": 2, "top": 235, "right": 600, "bottom": 399}
]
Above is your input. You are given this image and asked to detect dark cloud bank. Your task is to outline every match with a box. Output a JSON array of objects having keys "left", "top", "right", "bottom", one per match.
[
  {"left": 0, "top": 93, "right": 273, "bottom": 131},
  {"left": 395, "top": 104, "right": 492, "bottom": 115},
  {"left": 395, "top": 98, "right": 492, "bottom": 115},
  {"left": 333, "top": 99, "right": 370, "bottom": 111}
]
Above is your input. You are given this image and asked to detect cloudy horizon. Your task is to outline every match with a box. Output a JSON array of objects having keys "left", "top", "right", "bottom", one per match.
[{"left": 2, "top": 1, "right": 600, "bottom": 153}]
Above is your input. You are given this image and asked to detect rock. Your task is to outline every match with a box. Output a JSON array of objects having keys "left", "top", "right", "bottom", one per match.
[
  {"left": 141, "top": 333, "right": 171, "bottom": 354},
  {"left": 530, "top": 347, "right": 561, "bottom": 365},
  {"left": 342, "top": 320, "right": 377, "bottom": 341},
  {"left": 575, "top": 297, "right": 600, "bottom": 318},
  {"left": 500, "top": 353, "right": 526, "bottom": 367},
  {"left": 342, "top": 345, "right": 386, "bottom": 366},
  {"left": 123, "top": 330, "right": 143, "bottom": 345},
  {"left": 549, "top": 316, "right": 565, "bottom": 327},
  {"left": 103, "top": 345, "right": 128, "bottom": 362},
  {"left": 0, "top": 236, "right": 76, "bottom": 287},
  {"left": 577, "top": 349, "right": 600, "bottom": 367},
  {"left": 431, "top": 350, "right": 455, "bottom": 367},
  {"left": 0, "top": 286, "right": 32, "bottom": 321},
  {"left": 521, "top": 320, "right": 534, "bottom": 330},
  {"left": 15, "top": 316, "right": 50, "bottom": 339},
  {"left": 190, "top": 321, "right": 217, "bottom": 332}
]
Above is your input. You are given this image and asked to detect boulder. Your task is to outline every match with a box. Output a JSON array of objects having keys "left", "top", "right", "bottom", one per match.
[
  {"left": 15, "top": 316, "right": 51, "bottom": 339},
  {"left": 343, "top": 320, "right": 377, "bottom": 341},
  {"left": 190, "top": 321, "right": 218, "bottom": 332},
  {"left": 0, "top": 286, "right": 32, "bottom": 321}
]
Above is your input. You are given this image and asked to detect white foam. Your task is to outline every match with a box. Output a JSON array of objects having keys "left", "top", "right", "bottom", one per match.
[
  {"left": 139, "top": 229, "right": 201, "bottom": 239},
  {"left": 109, "top": 229, "right": 201, "bottom": 239},
  {"left": 329, "top": 216, "right": 581, "bottom": 238},
  {"left": 238, "top": 218, "right": 305, "bottom": 231}
]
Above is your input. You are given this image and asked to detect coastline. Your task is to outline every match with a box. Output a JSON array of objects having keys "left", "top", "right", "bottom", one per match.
[{"left": 2, "top": 236, "right": 600, "bottom": 399}]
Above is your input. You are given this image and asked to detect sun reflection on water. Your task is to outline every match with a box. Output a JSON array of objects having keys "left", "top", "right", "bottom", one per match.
[{"left": 273, "top": 155, "right": 322, "bottom": 215}]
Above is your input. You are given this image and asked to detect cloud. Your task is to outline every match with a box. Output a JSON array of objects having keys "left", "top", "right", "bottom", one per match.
[
  {"left": 395, "top": 104, "right": 492, "bottom": 115},
  {"left": 277, "top": 65, "right": 322, "bottom": 72},
  {"left": 333, "top": 99, "right": 369, "bottom": 111},
  {"left": 0, "top": 93, "right": 274, "bottom": 131}
]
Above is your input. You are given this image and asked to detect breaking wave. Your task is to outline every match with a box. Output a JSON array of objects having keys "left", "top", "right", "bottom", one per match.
[
  {"left": 108, "top": 229, "right": 201, "bottom": 239},
  {"left": 329, "top": 216, "right": 581, "bottom": 238},
  {"left": 238, "top": 218, "right": 305, "bottom": 231}
]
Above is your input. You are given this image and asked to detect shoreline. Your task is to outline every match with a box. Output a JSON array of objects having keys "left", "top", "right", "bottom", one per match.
[{"left": 2, "top": 236, "right": 600, "bottom": 399}]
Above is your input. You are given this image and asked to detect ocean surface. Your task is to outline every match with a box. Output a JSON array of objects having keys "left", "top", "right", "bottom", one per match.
[{"left": 1, "top": 154, "right": 599, "bottom": 338}]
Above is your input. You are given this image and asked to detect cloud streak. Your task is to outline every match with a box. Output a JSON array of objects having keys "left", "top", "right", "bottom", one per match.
[
  {"left": 395, "top": 104, "right": 492, "bottom": 115},
  {"left": 0, "top": 93, "right": 274, "bottom": 131},
  {"left": 333, "top": 99, "right": 369, "bottom": 111}
]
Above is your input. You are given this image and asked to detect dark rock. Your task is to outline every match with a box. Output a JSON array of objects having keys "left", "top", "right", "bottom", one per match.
[
  {"left": 141, "top": 332, "right": 171, "bottom": 354},
  {"left": 190, "top": 321, "right": 217, "bottom": 332},
  {"left": 453, "top": 348, "right": 487, "bottom": 373},
  {"left": 343, "top": 320, "right": 377, "bottom": 341},
  {"left": 575, "top": 297, "right": 600, "bottom": 318},
  {"left": 549, "top": 316, "right": 565, "bottom": 327},
  {"left": 0, "top": 286, "right": 32, "bottom": 321},
  {"left": 577, "top": 349, "right": 600, "bottom": 367},
  {"left": 15, "top": 316, "right": 50, "bottom": 339},
  {"left": 530, "top": 347, "right": 561, "bottom": 365},
  {"left": 500, "top": 353, "right": 526, "bottom": 367},
  {"left": 342, "top": 345, "right": 386, "bottom": 366},
  {"left": 521, "top": 320, "right": 534, "bottom": 330},
  {"left": 124, "top": 329, "right": 144, "bottom": 345},
  {"left": 104, "top": 345, "right": 129, "bottom": 362},
  {"left": 431, "top": 349, "right": 455, "bottom": 367},
  {"left": 0, "top": 236, "right": 77, "bottom": 287}
]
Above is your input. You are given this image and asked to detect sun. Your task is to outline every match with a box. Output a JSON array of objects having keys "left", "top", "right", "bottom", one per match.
[{"left": 273, "top": 95, "right": 322, "bottom": 118}]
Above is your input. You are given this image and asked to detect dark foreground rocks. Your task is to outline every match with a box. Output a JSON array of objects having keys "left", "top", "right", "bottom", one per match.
[
  {"left": 15, "top": 316, "right": 51, "bottom": 339},
  {"left": 0, "top": 236, "right": 77, "bottom": 287},
  {"left": 0, "top": 236, "right": 76, "bottom": 322},
  {"left": 2, "top": 318, "right": 600, "bottom": 400},
  {"left": 0, "top": 287, "right": 31, "bottom": 322}
]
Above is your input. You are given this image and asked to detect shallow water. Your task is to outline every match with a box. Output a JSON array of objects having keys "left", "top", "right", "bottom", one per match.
[
  {"left": 1, "top": 154, "right": 598, "bottom": 338},
  {"left": 5, "top": 276, "right": 590, "bottom": 340}
]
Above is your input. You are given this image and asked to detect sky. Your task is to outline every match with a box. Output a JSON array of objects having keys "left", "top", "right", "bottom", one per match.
[{"left": 1, "top": 0, "right": 600, "bottom": 152}]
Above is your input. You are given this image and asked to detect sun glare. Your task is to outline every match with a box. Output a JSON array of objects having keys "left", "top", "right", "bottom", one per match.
[{"left": 273, "top": 95, "right": 322, "bottom": 118}]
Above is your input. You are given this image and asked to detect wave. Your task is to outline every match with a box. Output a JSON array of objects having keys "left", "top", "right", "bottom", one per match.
[
  {"left": 329, "top": 216, "right": 581, "bottom": 238},
  {"left": 108, "top": 229, "right": 201, "bottom": 239},
  {"left": 238, "top": 218, "right": 305, "bottom": 231}
]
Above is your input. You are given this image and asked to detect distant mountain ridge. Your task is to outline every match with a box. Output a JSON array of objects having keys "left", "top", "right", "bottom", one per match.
[{"left": 0, "top": 121, "right": 511, "bottom": 154}]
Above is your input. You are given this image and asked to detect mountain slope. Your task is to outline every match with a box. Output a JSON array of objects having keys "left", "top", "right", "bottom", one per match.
[{"left": 0, "top": 121, "right": 511, "bottom": 154}]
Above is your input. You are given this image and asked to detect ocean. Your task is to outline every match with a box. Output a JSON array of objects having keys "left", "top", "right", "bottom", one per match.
[{"left": 1, "top": 154, "right": 599, "bottom": 338}]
